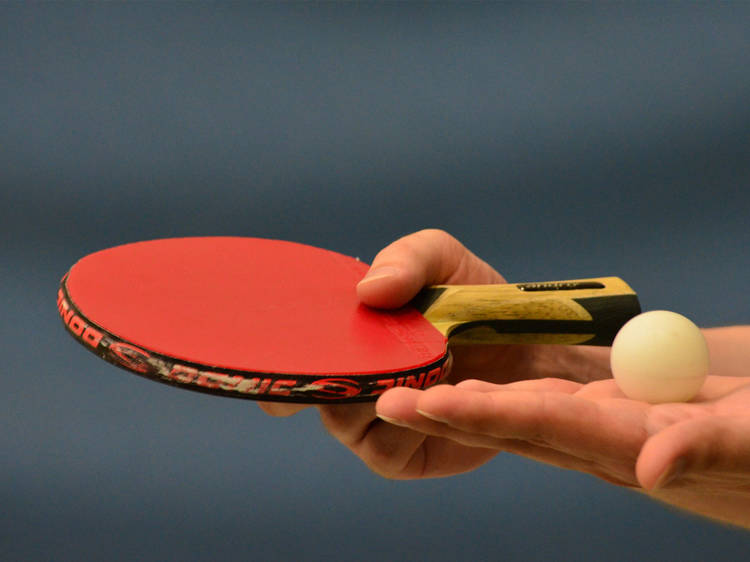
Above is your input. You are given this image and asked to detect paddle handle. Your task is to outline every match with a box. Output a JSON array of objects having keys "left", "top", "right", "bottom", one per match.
[{"left": 412, "top": 277, "right": 640, "bottom": 346}]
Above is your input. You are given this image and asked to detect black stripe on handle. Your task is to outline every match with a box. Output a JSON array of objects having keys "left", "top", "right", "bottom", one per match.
[{"left": 445, "top": 294, "right": 641, "bottom": 346}]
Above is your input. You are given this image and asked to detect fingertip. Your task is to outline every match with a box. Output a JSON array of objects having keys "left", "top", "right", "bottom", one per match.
[
  {"left": 413, "top": 383, "right": 467, "bottom": 420},
  {"left": 358, "top": 229, "right": 505, "bottom": 311},
  {"left": 357, "top": 230, "right": 454, "bottom": 309},
  {"left": 636, "top": 458, "right": 669, "bottom": 491},
  {"left": 636, "top": 422, "right": 693, "bottom": 490},
  {"left": 375, "top": 387, "right": 421, "bottom": 421},
  {"left": 455, "top": 379, "right": 501, "bottom": 393},
  {"left": 358, "top": 265, "right": 401, "bottom": 286},
  {"left": 257, "top": 402, "right": 309, "bottom": 417},
  {"left": 357, "top": 265, "right": 421, "bottom": 308}
]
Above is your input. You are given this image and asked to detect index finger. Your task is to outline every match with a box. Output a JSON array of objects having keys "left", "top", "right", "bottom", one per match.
[{"left": 412, "top": 384, "right": 649, "bottom": 463}]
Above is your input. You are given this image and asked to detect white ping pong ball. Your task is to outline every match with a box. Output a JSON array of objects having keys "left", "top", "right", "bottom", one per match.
[{"left": 610, "top": 310, "right": 709, "bottom": 403}]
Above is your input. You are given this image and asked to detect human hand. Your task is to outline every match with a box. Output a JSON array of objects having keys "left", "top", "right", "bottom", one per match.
[
  {"left": 376, "top": 359, "right": 750, "bottom": 528},
  {"left": 257, "top": 227, "right": 516, "bottom": 414},
  {"left": 260, "top": 229, "right": 611, "bottom": 476},
  {"left": 259, "top": 229, "right": 750, "bottom": 529}
]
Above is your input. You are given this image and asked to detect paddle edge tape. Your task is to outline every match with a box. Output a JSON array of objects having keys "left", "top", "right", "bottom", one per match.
[{"left": 57, "top": 274, "right": 451, "bottom": 403}]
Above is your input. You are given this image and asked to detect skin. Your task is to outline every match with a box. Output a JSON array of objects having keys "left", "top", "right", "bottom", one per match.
[{"left": 260, "top": 229, "right": 750, "bottom": 530}]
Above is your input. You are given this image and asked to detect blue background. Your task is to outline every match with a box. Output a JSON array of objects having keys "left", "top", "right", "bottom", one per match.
[{"left": 2, "top": 4, "right": 750, "bottom": 560}]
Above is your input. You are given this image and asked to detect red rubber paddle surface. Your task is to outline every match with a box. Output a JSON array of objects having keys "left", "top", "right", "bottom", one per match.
[{"left": 64, "top": 237, "right": 447, "bottom": 376}]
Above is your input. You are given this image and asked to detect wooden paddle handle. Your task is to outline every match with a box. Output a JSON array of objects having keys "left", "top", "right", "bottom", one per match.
[{"left": 411, "top": 277, "right": 640, "bottom": 346}]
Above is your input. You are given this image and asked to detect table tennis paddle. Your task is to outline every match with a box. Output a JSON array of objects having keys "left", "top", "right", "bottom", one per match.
[{"left": 57, "top": 237, "right": 641, "bottom": 403}]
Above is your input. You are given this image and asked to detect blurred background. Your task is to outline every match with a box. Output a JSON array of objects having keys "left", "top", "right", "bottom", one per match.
[{"left": 2, "top": 3, "right": 750, "bottom": 560}]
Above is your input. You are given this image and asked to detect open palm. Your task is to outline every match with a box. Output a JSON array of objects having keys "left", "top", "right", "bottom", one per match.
[{"left": 374, "top": 372, "right": 750, "bottom": 529}]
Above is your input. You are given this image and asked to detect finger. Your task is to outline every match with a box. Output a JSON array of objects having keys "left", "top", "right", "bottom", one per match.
[
  {"left": 321, "top": 397, "right": 492, "bottom": 479},
  {"left": 379, "top": 384, "right": 586, "bottom": 449},
  {"left": 317, "top": 401, "right": 426, "bottom": 477},
  {"left": 458, "top": 435, "right": 636, "bottom": 487},
  {"left": 637, "top": 415, "right": 750, "bottom": 491},
  {"left": 414, "top": 384, "right": 646, "bottom": 462},
  {"left": 257, "top": 403, "right": 310, "bottom": 417},
  {"left": 572, "top": 379, "right": 627, "bottom": 400},
  {"left": 456, "top": 377, "right": 584, "bottom": 394},
  {"left": 357, "top": 229, "right": 504, "bottom": 308},
  {"left": 345, "top": 417, "right": 496, "bottom": 479},
  {"left": 378, "top": 386, "right": 637, "bottom": 485},
  {"left": 317, "top": 403, "right": 378, "bottom": 445},
  {"left": 692, "top": 375, "right": 750, "bottom": 401},
  {"left": 376, "top": 387, "right": 450, "bottom": 432},
  {"left": 374, "top": 387, "right": 484, "bottom": 477},
  {"left": 367, "top": 388, "right": 499, "bottom": 478}
]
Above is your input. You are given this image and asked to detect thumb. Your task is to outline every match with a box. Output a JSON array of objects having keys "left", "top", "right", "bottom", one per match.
[
  {"left": 637, "top": 415, "right": 750, "bottom": 491},
  {"left": 357, "top": 229, "right": 504, "bottom": 309}
]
